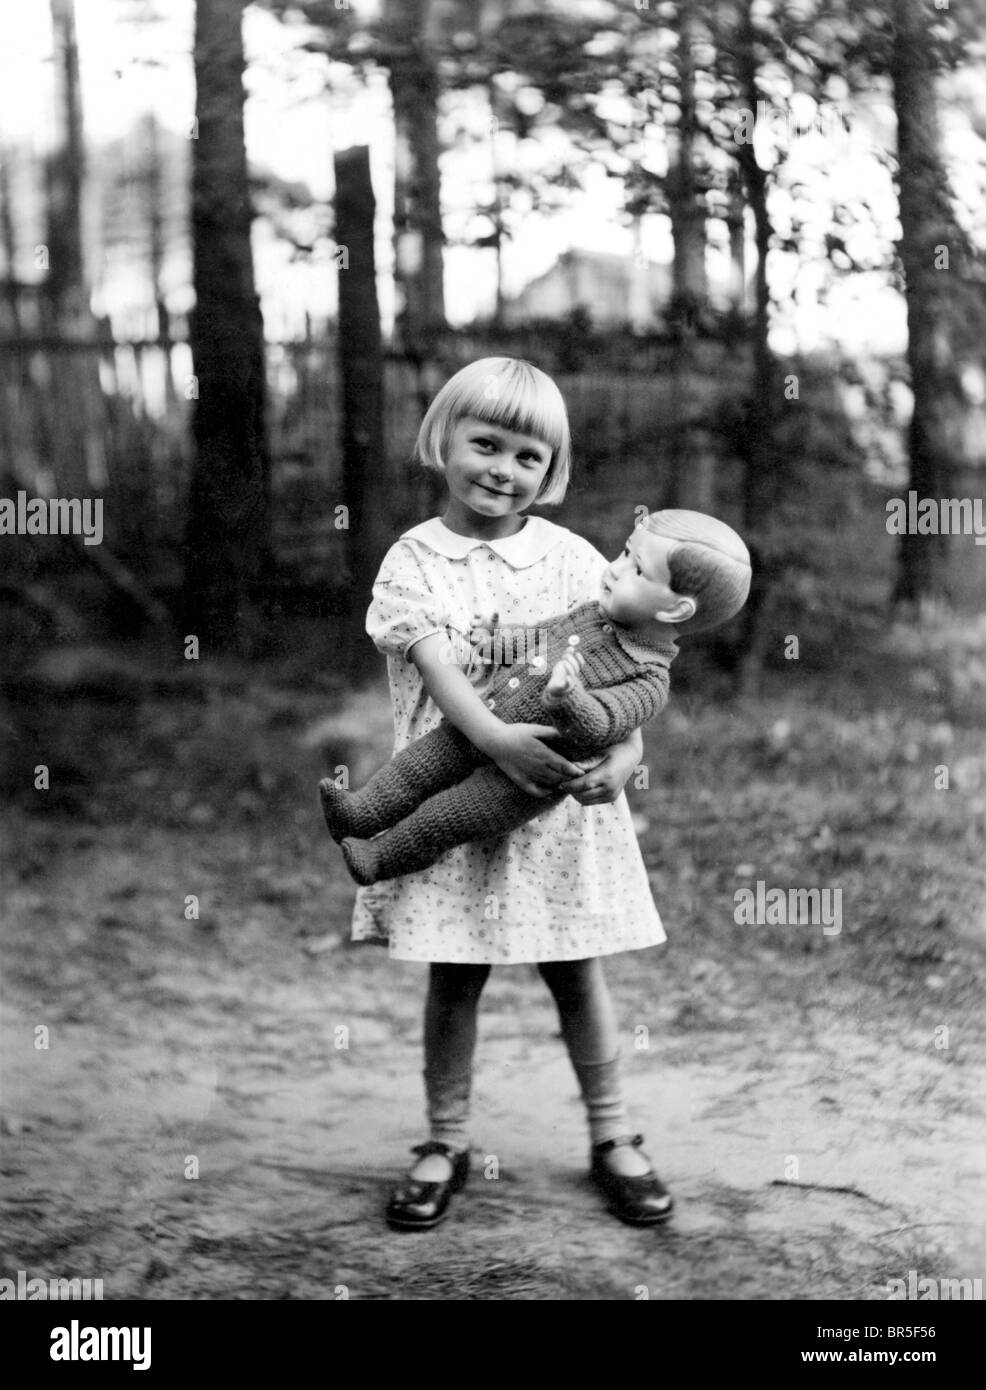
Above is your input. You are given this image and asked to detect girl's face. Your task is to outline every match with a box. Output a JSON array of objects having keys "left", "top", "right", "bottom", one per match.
[{"left": 441, "top": 415, "right": 553, "bottom": 537}]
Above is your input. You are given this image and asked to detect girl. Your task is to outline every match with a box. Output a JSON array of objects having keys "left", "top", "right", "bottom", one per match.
[{"left": 350, "top": 357, "right": 673, "bottom": 1229}]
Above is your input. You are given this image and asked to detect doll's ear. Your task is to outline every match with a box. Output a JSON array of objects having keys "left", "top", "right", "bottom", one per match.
[{"left": 655, "top": 595, "right": 696, "bottom": 625}]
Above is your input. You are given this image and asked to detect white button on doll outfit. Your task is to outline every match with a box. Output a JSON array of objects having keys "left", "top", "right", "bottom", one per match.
[
  {"left": 508, "top": 677, "right": 520, "bottom": 689},
  {"left": 568, "top": 635, "right": 580, "bottom": 646},
  {"left": 350, "top": 515, "right": 667, "bottom": 964}
]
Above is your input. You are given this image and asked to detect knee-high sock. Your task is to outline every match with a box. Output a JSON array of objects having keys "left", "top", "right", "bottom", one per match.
[
  {"left": 570, "top": 1055, "right": 631, "bottom": 1148},
  {"left": 422, "top": 962, "right": 491, "bottom": 1152}
]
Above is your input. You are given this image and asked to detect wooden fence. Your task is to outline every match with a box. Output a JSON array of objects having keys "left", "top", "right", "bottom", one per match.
[{"left": 0, "top": 334, "right": 729, "bottom": 582}]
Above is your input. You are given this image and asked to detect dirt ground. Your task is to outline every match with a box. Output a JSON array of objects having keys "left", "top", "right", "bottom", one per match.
[{"left": 2, "top": 647, "right": 985, "bottom": 1302}]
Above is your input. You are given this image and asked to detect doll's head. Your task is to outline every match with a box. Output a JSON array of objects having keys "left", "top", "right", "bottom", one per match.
[
  {"left": 601, "top": 510, "right": 751, "bottom": 635},
  {"left": 415, "top": 357, "right": 571, "bottom": 504}
]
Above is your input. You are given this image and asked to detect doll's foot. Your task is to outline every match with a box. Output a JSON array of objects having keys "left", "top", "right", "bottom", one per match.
[
  {"left": 340, "top": 836, "right": 380, "bottom": 886},
  {"left": 590, "top": 1135, "right": 673, "bottom": 1226},
  {"left": 319, "top": 779, "right": 356, "bottom": 841}
]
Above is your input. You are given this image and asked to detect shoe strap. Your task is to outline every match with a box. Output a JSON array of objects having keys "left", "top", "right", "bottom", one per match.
[
  {"left": 411, "top": 1140, "right": 464, "bottom": 1159},
  {"left": 592, "top": 1133, "right": 644, "bottom": 1156}
]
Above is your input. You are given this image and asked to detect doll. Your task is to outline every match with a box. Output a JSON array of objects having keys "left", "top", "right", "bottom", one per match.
[{"left": 320, "top": 509, "right": 751, "bottom": 886}]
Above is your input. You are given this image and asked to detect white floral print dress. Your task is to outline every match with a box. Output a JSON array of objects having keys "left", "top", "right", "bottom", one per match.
[{"left": 349, "top": 515, "right": 667, "bottom": 964}]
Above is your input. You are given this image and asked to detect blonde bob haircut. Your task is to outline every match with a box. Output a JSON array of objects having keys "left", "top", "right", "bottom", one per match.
[{"left": 415, "top": 357, "right": 572, "bottom": 505}]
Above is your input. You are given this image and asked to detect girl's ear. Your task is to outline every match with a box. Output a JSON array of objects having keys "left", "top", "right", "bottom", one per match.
[{"left": 655, "top": 596, "right": 696, "bottom": 625}]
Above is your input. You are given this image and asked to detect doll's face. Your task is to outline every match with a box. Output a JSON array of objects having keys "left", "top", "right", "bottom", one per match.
[{"left": 600, "top": 527, "right": 688, "bottom": 626}]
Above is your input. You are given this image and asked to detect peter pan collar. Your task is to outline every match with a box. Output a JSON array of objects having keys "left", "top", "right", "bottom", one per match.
[{"left": 402, "top": 516, "right": 567, "bottom": 569}]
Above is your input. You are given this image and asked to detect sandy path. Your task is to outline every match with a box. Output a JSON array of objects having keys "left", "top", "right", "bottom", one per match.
[{"left": 3, "top": 814, "right": 983, "bottom": 1302}]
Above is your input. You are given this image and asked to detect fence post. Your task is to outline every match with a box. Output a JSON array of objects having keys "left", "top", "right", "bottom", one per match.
[{"left": 334, "top": 145, "right": 389, "bottom": 679}]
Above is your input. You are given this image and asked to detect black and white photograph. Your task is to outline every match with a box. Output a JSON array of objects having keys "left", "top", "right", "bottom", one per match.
[{"left": 1, "top": 0, "right": 984, "bottom": 1334}]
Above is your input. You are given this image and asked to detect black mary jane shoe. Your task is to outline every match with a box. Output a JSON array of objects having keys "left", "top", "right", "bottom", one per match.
[
  {"left": 385, "top": 1141, "right": 470, "bottom": 1232},
  {"left": 590, "top": 1134, "right": 673, "bottom": 1227}
]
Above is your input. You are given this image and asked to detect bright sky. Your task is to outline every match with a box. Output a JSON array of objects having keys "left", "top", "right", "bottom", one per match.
[{"left": 1, "top": 0, "right": 982, "bottom": 354}]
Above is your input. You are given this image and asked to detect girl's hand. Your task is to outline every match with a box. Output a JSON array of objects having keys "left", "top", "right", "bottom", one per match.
[
  {"left": 559, "top": 728, "right": 644, "bottom": 806},
  {"left": 484, "top": 723, "right": 586, "bottom": 798}
]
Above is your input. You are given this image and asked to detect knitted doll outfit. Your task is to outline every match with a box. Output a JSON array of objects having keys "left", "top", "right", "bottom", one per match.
[{"left": 321, "top": 600, "right": 677, "bottom": 884}]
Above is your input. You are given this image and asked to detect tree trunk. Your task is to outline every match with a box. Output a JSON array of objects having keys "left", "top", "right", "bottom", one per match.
[
  {"left": 665, "top": 2, "right": 714, "bottom": 511},
  {"left": 384, "top": 0, "right": 446, "bottom": 358},
  {"left": 44, "top": 0, "right": 86, "bottom": 328},
  {"left": 489, "top": 79, "right": 507, "bottom": 329},
  {"left": 143, "top": 112, "right": 176, "bottom": 407},
  {"left": 182, "top": 0, "right": 271, "bottom": 651},
  {"left": 733, "top": 0, "right": 777, "bottom": 534},
  {"left": 0, "top": 149, "right": 21, "bottom": 334},
  {"left": 891, "top": 0, "right": 962, "bottom": 605},
  {"left": 667, "top": 0, "right": 708, "bottom": 327},
  {"left": 726, "top": 164, "right": 747, "bottom": 312},
  {"left": 334, "top": 146, "right": 390, "bottom": 678}
]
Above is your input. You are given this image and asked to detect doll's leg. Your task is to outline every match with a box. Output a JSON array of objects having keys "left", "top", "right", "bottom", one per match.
[
  {"left": 341, "top": 766, "right": 558, "bottom": 886},
  {"left": 320, "top": 722, "right": 479, "bottom": 841}
]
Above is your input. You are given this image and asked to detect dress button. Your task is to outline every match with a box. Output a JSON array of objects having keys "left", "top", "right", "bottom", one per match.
[
  {"left": 508, "top": 677, "right": 520, "bottom": 689},
  {"left": 487, "top": 698, "right": 496, "bottom": 709}
]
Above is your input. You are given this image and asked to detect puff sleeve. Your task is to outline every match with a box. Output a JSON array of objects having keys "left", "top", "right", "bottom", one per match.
[
  {"left": 365, "top": 541, "right": 449, "bottom": 658},
  {"left": 563, "top": 532, "right": 608, "bottom": 609}
]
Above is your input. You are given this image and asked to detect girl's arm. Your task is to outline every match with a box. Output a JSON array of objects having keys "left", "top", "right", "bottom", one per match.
[{"left": 410, "top": 632, "right": 585, "bottom": 799}]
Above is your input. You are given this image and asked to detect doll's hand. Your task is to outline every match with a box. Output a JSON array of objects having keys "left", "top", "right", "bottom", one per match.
[
  {"left": 543, "top": 649, "right": 585, "bottom": 706},
  {"left": 470, "top": 608, "right": 500, "bottom": 656},
  {"left": 483, "top": 723, "right": 586, "bottom": 798}
]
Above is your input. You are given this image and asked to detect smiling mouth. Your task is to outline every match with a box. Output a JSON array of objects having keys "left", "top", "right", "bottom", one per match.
[{"left": 478, "top": 484, "right": 513, "bottom": 496}]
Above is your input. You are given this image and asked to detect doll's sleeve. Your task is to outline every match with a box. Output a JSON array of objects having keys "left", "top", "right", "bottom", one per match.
[
  {"left": 545, "top": 657, "right": 673, "bottom": 747},
  {"left": 366, "top": 542, "right": 449, "bottom": 658}
]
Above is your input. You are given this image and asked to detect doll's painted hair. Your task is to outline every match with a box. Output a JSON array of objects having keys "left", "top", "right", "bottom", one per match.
[
  {"left": 640, "top": 509, "right": 752, "bottom": 634},
  {"left": 415, "top": 357, "right": 572, "bottom": 505}
]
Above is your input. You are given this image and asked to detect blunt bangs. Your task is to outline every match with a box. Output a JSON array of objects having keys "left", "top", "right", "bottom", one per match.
[{"left": 415, "top": 357, "right": 571, "bottom": 505}]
